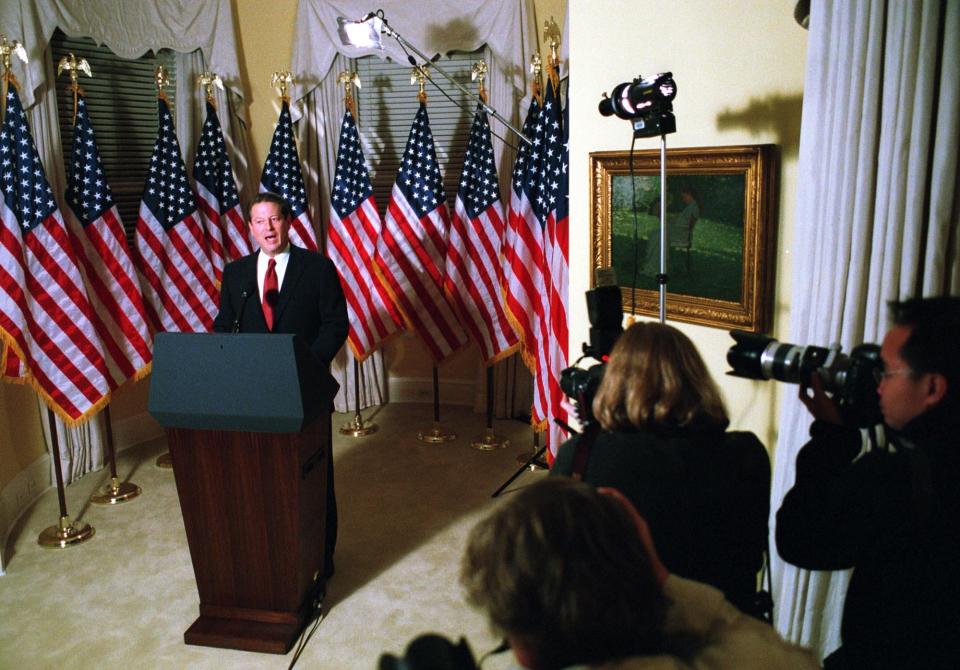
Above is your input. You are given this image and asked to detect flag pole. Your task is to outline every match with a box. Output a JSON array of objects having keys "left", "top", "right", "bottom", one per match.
[
  {"left": 38, "top": 408, "right": 95, "bottom": 548},
  {"left": 54, "top": 58, "right": 141, "bottom": 505},
  {"left": 471, "top": 365, "right": 508, "bottom": 450},
  {"left": 151, "top": 63, "right": 175, "bottom": 470},
  {"left": 340, "top": 358, "right": 378, "bottom": 436},
  {"left": 418, "top": 364, "right": 456, "bottom": 443},
  {"left": 90, "top": 405, "right": 141, "bottom": 504}
]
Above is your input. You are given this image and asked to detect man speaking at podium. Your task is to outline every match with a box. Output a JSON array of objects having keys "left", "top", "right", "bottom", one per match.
[{"left": 213, "top": 191, "right": 348, "bottom": 582}]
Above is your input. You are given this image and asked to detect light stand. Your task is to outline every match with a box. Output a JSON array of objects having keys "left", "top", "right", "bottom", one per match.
[
  {"left": 655, "top": 134, "right": 668, "bottom": 323},
  {"left": 337, "top": 11, "right": 531, "bottom": 146}
]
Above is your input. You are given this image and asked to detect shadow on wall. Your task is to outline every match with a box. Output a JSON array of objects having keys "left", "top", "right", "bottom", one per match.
[{"left": 716, "top": 93, "right": 804, "bottom": 158}]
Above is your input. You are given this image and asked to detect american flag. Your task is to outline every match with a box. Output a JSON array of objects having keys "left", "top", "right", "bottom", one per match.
[
  {"left": 259, "top": 101, "right": 317, "bottom": 251},
  {"left": 62, "top": 94, "right": 152, "bottom": 386},
  {"left": 193, "top": 100, "right": 252, "bottom": 282},
  {"left": 327, "top": 110, "right": 403, "bottom": 360},
  {"left": 375, "top": 103, "right": 467, "bottom": 362},
  {"left": 502, "top": 95, "right": 542, "bottom": 373},
  {"left": 133, "top": 97, "right": 219, "bottom": 333},
  {"left": 505, "top": 79, "right": 569, "bottom": 458},
  {"left": 0, "top": 85, "right": 112, "bottom": 423},
  {"left": 445, "top": 104, "right": 519, "bottom": 364}
]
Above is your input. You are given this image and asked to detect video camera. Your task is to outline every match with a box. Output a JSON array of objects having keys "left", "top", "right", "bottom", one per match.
[
  {"left": 726, "top": 330, "right": 883, "bottom": 427},
  {"left": 560, "top": 272, "right": 624, "bottom": 426}
]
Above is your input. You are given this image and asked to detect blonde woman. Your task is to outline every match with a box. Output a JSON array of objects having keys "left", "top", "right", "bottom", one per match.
[{"left": 552, "top": 322, "right": 770, "bottom": 618}]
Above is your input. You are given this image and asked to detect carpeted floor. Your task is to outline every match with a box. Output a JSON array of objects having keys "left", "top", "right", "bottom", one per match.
[{"left": 0, "top": 404, "right": 546, "bottom": 669}]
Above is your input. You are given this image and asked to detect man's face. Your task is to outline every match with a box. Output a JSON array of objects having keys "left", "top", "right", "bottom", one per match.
[
  {"left": 877, "top": 324, "right": 933, "bottom": 430},
  {"left": 249, "top": 201, "right": 291, "bottom": 257}
]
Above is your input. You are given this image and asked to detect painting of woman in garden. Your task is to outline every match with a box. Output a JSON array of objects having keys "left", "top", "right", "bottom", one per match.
[{"left": 611, "top": 174, "right": 746, "bottom": 303}]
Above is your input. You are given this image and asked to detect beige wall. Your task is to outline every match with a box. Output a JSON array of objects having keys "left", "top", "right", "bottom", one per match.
[
  {"left": 0, "top": 383, "right": 45, "bottom": 491},
  {"left": 569, "top": 0, "right": 807, "bottom": 451}
]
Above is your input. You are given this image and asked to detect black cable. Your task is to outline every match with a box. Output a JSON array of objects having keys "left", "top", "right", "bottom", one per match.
[
  {"left": 478, "top": 639, "right": 511, "bottom": 667},
  {"left": 287, "top": 589, "right": 326, "bottom": 669},
  {"left": 628, "top": 135, "right": 640, "bottom": 317}
]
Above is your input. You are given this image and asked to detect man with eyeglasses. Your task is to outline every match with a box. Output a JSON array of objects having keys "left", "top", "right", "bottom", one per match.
[{"left": 776, "top": 297, "right": 960, "bottom": 670}]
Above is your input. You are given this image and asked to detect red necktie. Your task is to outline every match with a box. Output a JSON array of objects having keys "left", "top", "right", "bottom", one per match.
[{"left": 262, "top": 258, "right": 278, "bottom": 331}]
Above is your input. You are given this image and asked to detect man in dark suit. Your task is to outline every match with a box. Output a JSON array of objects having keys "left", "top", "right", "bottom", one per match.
[{"left": 213, "top": 191, "right": 348, "bottom": 583}]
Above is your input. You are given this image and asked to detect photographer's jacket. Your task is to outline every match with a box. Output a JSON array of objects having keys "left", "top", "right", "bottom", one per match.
[
  {"left": 776, "top": 405, "right": 960, "bottom": 669},
  {"left": 553, "top": 419, "right": 770, "bottom": 617}
]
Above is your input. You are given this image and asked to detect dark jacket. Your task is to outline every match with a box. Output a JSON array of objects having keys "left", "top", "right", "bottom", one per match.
[
  {"left": 776, "top": 405, "right": 960, "bottom": 669},
  {"left": 212, "top": 245, "right": 348, "bottom": 365},
  {"left": 553, "top": 419, "right": 770, "bottom": 616}
]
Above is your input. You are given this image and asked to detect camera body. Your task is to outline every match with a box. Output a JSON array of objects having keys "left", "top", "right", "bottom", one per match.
[
  {"left": 560, "top": 283, "right": 624, "bottom": 425},
  {"left": 726, "top": 330, "right": 882, "bottom": 427}
]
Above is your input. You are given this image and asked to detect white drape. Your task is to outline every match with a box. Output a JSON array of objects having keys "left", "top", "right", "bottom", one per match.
[
  {"left": 0, "top": 0, "right": 243, "bottom": 110},
  {"left": 771, "top": 0, "right": 960, "bottom": 660},
  {"left": 290, "top": 0, "right": 536, "bottom": 414}
]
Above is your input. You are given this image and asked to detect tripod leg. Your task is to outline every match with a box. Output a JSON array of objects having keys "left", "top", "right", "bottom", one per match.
[{"left": 491, "top": 445, "right": 548, "bottom": 498}]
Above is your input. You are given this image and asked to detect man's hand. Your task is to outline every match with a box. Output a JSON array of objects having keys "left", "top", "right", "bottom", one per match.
[{"left": 798, "top": 372, "right": 843, "bottom": 425}]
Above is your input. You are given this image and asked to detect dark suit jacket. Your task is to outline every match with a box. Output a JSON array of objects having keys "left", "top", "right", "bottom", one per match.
[{"left": 213, "top": 245, "right": 348, "bottom": 365}]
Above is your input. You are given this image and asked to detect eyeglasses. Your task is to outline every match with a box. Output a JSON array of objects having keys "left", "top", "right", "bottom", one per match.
[{"left": 872, "top": 367, "right": 912, "bottom": 384}]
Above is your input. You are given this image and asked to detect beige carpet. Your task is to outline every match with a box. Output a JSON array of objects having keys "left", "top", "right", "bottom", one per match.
[{"left": 0, "top": 404, "right": 547, "bottom": 669}]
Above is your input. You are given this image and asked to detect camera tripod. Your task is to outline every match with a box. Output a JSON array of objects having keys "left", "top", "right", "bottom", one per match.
[{"left": 490, "top": 418, "right": 576, "bottom": 497}]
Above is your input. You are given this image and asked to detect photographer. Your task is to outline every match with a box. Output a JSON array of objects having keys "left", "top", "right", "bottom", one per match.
[
  {"left": 776, "top": 297, "right": 960, "bottom": 669},
  {"left": 552, "top": 322, "right": 771, "bottom": 618},
  {"left": 461, "top": 478, "right": 818, "bottom": 670}
]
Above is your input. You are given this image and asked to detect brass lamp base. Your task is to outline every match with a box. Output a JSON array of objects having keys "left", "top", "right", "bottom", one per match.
[
  {"left": 38, "top": 515, "right": 95, "bottom": 549},
  {"left": 91, "top": 477, "right": 142, "bottom": 505},
  {"left": 471, "top": 428, "right": 508, "bottom": 451},
  {"left": 340, "top": 414, "right": 378, "bottom": 437},
  {"left": 155, "top": 452, "right": 173, "bottom": 469},
  {"left": 418, "top": 423, "right": 456, "bottom": 443}
]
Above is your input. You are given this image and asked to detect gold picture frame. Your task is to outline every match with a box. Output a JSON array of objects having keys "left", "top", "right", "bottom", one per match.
[{"left": 590, "top": 144, "right": 778, "bottom": 332}]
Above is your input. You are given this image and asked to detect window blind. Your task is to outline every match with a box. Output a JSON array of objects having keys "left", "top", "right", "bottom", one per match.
[
  {"left": 50, "top": 29, "right": 176, "bottom": 240},
  {"left": 355, "top": 48, "right": 487, "bottom": 217}
]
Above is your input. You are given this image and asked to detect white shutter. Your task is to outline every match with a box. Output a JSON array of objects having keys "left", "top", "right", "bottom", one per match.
[
  {"left": 354, "top": 48, "right": 487, "bottom": 216},
  {"left": 50, "top": 29, "right": 176, "bottom": 240}
]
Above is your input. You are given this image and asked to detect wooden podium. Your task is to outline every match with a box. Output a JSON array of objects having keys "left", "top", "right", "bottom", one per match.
[{"left": 149, "top": 333, "right": 338, "bottom": 654}]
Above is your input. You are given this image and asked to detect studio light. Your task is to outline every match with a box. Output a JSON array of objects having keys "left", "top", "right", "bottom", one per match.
[
  {"left": 336, "top": 12, "right": 386, "bottom": 50},
  {"left": 598, "top": 72, "right": 677, "bottom": 138}
]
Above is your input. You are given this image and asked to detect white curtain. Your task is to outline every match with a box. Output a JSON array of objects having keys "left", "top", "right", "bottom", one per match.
[
  {"left": 1, "top": 0, "right": 243, "bottom": 109},
  {"left": 771, "top": 0, "right": 960, "bottom": 660},
  {"left": 290, "top": 0, "right": 536, "bottom": 415},
  {"left": 5, "top": 0, "right": 246, "bottom": 484}
]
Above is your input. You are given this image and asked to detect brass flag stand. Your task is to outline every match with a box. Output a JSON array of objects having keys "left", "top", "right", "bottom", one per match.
[
  {"left": 90, "top": 406, "right": 141, "bottom": 505},
  {"left": 340, "top": 359, "right": 378, "bottom": 437},
  {"left": 38, "top": 409, "right": 95, "bottom": 548},
  {"left": 471, "top": 366, "right": 508, "bottom": 450},
  {"left": 418, "top": 365, "right": 456, "bottom": 443}
]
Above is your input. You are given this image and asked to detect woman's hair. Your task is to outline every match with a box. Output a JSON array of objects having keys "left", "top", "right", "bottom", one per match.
[
  {"left": 461, "top": 478, "right": 666, "bottom": 669},
  {"left": 592, "top": 321, "right": 728, "bottom": 431}
]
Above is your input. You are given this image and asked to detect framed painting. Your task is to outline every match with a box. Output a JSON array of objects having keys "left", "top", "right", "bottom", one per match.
[{"left": 589, "top": 144, "right": 778, "bottom": 332}]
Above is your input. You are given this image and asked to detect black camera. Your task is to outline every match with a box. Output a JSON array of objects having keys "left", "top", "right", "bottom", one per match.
[
  {"left": 726, "top": 330, "right": 883, "bottom": 427},
  {"left": 378, "top": 634, "right": 478, "bottom": 670},
  {"left": 560, "top": 280, "right": 624, "bottom": 425},
  {"left": 598, "top": 72, "right": 677, "bottom": 138}
]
